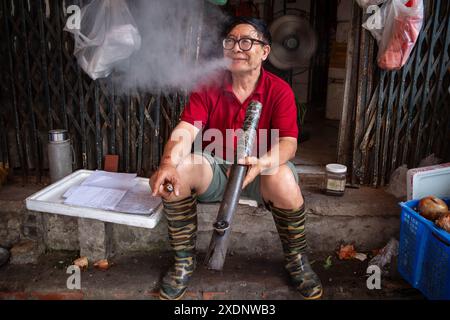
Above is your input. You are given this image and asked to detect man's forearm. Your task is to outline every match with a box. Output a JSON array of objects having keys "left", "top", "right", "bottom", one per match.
[
  {"left": 160, "top": 139, "right": 191, "bottom": 167},
  {"left": 159, "top": 122, "right": 198, "bottom": 167}
]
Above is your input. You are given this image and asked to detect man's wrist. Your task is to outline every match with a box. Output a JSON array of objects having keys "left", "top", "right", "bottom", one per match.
[
  {"left": 160, "top": 156, "right": 177, "bottom": 168},
  {"left": 259, "top": 156, "right": 273, "bottom": 170}
]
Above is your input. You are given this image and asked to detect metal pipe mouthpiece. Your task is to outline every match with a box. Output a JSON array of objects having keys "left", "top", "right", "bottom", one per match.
[{"left": 213, "top": 220, "right": 229, "bottom": 235}]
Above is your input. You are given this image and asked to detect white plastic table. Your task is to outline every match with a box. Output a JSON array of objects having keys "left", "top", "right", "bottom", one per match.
[{"left": 25, "top": 169, "right": 163, "bottom": 229}]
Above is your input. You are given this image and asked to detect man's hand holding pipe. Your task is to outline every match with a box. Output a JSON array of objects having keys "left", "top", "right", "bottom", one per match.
[
  {"left": 237, "top": 136, "right": 297, "bottom": 189},
  {"left": 237, "top": 156, "right": 269, "bottom": 189}
]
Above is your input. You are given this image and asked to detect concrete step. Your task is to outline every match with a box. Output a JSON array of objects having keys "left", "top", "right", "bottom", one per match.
[
  {"left": 0, "top": 182, "right": 402, "bottom": 257},
  {"left": 295, "top": 164, "right": 326, "bottom": 187},
  {"left": 192, "top": 185, "right": 401, "bottom": 254}
]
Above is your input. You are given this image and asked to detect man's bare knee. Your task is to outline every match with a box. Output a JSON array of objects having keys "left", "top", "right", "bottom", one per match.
[
  {"left": 261, "top": 165, "right": 303, "bottom": 209},
  {"left": 177, "top": 154, "right": 213, "bottom": 194}
]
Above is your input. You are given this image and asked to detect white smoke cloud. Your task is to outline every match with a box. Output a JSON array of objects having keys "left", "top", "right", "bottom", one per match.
[{"left": 113, "top": 0, "right": 231, "bottom": 93}]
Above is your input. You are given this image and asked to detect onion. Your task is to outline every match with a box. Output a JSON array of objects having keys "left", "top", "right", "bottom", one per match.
[
  {"left": 418, "top": 196, "right": 448, "bottom": 221},
  {"left": 436, "top": 212, "right": 450, "bottom": 233}
]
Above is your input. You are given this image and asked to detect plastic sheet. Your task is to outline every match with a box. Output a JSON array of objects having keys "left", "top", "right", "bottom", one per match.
[
  {"left": 385, "top": 164, "right": 408, "bottom": 198},
  {"left": 356, "top": 0, "right": 388, "bottom": 9},
  {"left": 65, "top": 0, "right": 141, "bottom": 80},
  {"left": 369, "top": 238, "right": 399, "bottom": 276}
]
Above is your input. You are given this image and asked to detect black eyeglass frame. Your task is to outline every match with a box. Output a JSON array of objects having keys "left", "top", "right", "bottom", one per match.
[{"left": 222, "top": 37, "right": 268, "bottom": 51}]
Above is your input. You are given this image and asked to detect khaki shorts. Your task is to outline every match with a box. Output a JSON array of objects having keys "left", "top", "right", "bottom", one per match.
[{"left": 195, "top": 151, "right": 299, "bottom": 205}]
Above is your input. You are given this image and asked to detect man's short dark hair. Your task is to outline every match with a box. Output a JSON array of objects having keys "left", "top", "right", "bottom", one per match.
[{"left": 223, "top": 16, "right": 272, "bottom": 45}]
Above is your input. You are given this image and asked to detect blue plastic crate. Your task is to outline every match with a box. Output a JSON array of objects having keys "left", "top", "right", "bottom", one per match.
[{"left": 398, "top": 198, "right": 450, "bottom": 300}]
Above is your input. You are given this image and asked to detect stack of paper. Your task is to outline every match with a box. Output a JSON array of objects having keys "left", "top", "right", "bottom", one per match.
[
  {"left": 114, "top": 183, "right": 162, "bottom": 215},
  {"left": 63, "top": 170, "right": 161, "bottom": 215}
]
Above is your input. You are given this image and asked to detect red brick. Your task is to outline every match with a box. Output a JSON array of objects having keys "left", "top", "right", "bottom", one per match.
[
  {"left": 104, "top": 155, "right": 119, "bottom": 172},
  {"left": 185, "top": 291, "right": 200, "bottom": 299},
  {"left": 143, "top": 290, "right": 160, "bottom": 298},
  {"left": 202, "top": 291, "right": 226, "bottom": 300},
  {"left": 144, "top": 290, "right": 200, "bottom": 300},
  {"left": 30, "top": 291, "right": 84, "bottom": 300},
  {"left": 112, "top": 292, "right": 133, "bottom": 299},
  {"left": 0, "top": 292, "right": 30, "bottom": 300}
]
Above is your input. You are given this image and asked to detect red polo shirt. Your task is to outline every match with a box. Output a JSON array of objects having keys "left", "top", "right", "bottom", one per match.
[{"left": 180, "top": 67, "right": 298, "bottom": 161}]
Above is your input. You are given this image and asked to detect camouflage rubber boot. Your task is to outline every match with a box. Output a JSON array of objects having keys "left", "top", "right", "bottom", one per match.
[
  {"left": 159, "top": 193, "right": 197, "bottom": 300},
  {"left": 267, "top": 201, "right": 323, "bottom": 300}
]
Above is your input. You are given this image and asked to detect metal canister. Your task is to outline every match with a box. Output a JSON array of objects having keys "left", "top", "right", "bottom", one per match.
[{"left": 48, "top": 129, "right": 73, "bottom": 183}]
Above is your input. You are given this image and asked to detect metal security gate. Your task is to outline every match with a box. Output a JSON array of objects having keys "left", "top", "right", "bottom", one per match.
[
  {"left": 338, "top": 0, "right": 450, "bottom": 187},
  {"left": 0, "top": 0, "right": 202, "bottom": 183}
]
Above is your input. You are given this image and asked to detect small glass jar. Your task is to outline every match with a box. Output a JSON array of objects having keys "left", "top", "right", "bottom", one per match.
[{"left": 324, "top": 164, "right": 347, "bottom": 196}]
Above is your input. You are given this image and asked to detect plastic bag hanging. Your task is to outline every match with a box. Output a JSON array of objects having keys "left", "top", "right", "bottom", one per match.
[
  {"left": 64, "top": 0, "right": 141, "bottom": 80},
  {"left": 356, "top": 0, "right": 388, "bottom": 9},
  {"left": 363, "top": 0, "right": 424, "bottom": 70}
]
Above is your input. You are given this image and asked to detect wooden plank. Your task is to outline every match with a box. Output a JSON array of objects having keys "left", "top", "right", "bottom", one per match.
[
  {"left": 137, "top": 93, "right": 145, "bottom": 175},
  {"left": 154, "top": 92, "right": 161, "bottom": 170},
  {"left": 95, "top": 83, "right": 102, "bottom": 169},
  {"left": 77, "top": 67, "right": 87, "bottom": 168},
  {"left": 380, "top": 71, "right": 398, "bottom": 185},
  {"left": 352, "top": 22, "right": 370, "bottom": 185},
  {"left": 20, "top": 0, "right": 42, "bottom": 181},
  {"left": 337, "top": 1, "right": 360, "bottom": 167},
  {"left": 37, "top": 0, "right": 52, "bottom": 131},
  {"left": 125, "top": 93, "right": 131, "bottom": 172}
]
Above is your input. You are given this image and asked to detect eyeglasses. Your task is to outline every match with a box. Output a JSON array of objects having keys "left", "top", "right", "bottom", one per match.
[{"left": 222, "top": 37, "right": 268, "bottom": 51}]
